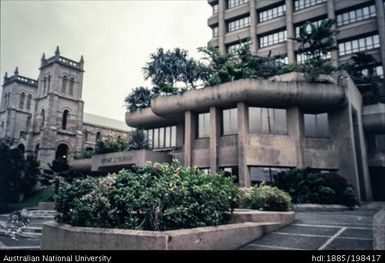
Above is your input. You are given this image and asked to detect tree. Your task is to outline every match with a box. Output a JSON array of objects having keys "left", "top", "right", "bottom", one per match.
[
  {"left": 124, "top": 86, "right": 152, "bottom": 112},
  {"left": 293, "top": 19, "right": 338, "bottom": 82},
  {"left": 127, "top": 129, "right": 149, "bottom": 150}
]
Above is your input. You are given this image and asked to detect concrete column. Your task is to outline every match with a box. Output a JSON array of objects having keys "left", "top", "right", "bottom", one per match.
[
  {"left": 218, "top": 0, "right": 226, "bottom": 53},
  {"left": 375, "top": 0, "right": 385, "bottom": 80},
  {"left": 327, "top": 0, "right": 338, "bottom": 67},
  {"left": 184, "top": 111, "right": 195, "bottom": 167},
  {"left": 285, "top": 0, "right": 295, "bottom": 64},
  {"left": 237, "top": 102, "right": 250, "bottom": 187},
  {"left": 209, "top": 106, "right": 221, "bottom": 174},
  {"left": 249, "top": 0, "right": 258, "bottom": 54},
  {"left": 288, "top": 107, "right": 305, "bottom": 168}
]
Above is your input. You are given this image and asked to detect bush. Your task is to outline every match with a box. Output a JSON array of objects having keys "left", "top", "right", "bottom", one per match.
[
  {"left": 95, "top": 138, "right": 128, "bottom": 154},
  {"left": 55, "top": 161, "right": 239, "bottom": 231},
  {"left": 249, "top": 184, "right": 292, "bottom": 211},
  {"left": 274, "top": 168, "right": 358, "bottom": 207},
  {"left": 73, "top": 150, "right": 95, "bottom": 160}
]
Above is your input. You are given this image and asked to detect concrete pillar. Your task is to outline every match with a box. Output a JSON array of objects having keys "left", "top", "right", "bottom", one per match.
[
  {"left": 288, "top": 107, "right": 305, "bottom": 168},
  {"left": 375, "top": 0, "right": 385, "bottom": 81},
  {"left": 184, "top": 111, "right": 195, "bottom": 167},
  {"left": 285, "top": 0, "right": 295, "bottom": 64},
  {"left": 327, "top": 0, "right": 338, "bottom": 67},
  {"left": 237, "top": 102, "right": 250, "bottom": 187},
  {"left": 209, "top": 106, "right": 221, "bottom": 174},
  {"left": 218, "top": 0, "right": 226, "bottom": 53},
  {"left": 249, "top": 0, "right": 258, "bottom": 54}
]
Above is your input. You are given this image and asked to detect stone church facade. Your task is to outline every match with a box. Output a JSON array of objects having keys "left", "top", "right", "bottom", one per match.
[{"left": 0, "top": 47, "right": 130, "bottom": 167}]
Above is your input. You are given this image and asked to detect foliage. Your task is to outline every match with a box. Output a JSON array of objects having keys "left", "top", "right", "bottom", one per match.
[
  {"left": 127, "top": 129, "right": 149, "bottom": 150},
  {"left": 55, "top": 160, "right": 239, "bottom": 231},
  {"left": 339, "top": 52, "right": 385, "bottom": 105},
  {"left": 248, "top": 184, "right": 292, "bottom": 211},
  {"left": 124, "top": 86, "right": 153, "bottom": 112},
  {"left": 0, "top": 211, "right": 30, "bottom": 240},
  {"left": 0, "top": 139, "right": 40, "bottom": 207},
  {"left": 274, "top": 168, "right": 358, "bottom": 208},
  {"left": 95, "top": 138, "right": 128, "bottom": 154},
  {"left": 293, "top": 19, "right": 337, "bottom": 82},
  {"left": 73, "top": 149, "right": 95, "bottom": 160}
]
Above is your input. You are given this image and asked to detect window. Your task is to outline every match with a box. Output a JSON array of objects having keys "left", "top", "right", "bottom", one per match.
[
  {"left": 19, "top": 92, "right": 25, "bottom": 109},
  {"left": 145, "top": 126, "right": 177, "bottom": 149},
  {"left": 259, "top": 4, "right": 286, "bottom": 22},
  {"left": 213, "top": 4, "right": 219, "bottom": 14},
  {"left": 96, "top": 131, "right": 102, "bottom": 142},
  {"left": 227, "top": 0, "right": 248, "bottom": 9},
  {"left": 199, "top": 168, "right": 211, "bottom": 175},
  {"left": 41, "top": 109, "right": 45, "bottom": 128},
  {"left": 220, "top": 166, "right": 239, "bottom": 183},
  {"left": 295, "top": 19, "right": 325, "bottom": 37},
  {"left": 259, "top": 30, "right": 287, "bottom": 48},
  {"left": 296, "top": 52, "right": 331, "bottom": 64},
  {"left": 227, "top": 16, "right": 250, "bottom": 32},
  {"left": 374, "top": 134, "right": 385, "bottom": 152},
  {"left": 304, "top": 113, "right": 329, "bottom": 138},
  {"left": 198, "top": 112, "right": 210, "bottom": 138},
  {"left": 227, "top": 40, "right": 251, "bottom": 53},
  {"left": 26, "top": 94, "right": 32, "bottom": 110},
  {"left": 43, "top": 77, "right": 47, "bottom": 95},
  {"left": 249, "top": 107, "right": 287, "bottom": 135},
  {"left": 213, "top": 26, "right": 219, "bottom": 37},
  {"left": 62, "top": 76, "right": 67, "bottom": 93},
  {"left": 222, "top": 108, "right": 238, "bottom": 135},
  {"left": 69, "top": 78, "right": 75, "bottom": 95},
  {"left": 338, "top": 34, "right": 380, "bottom": 56},
  {"left": 361, "top": 65, "right": 384, "bottom": 78},
  {"left": 47, "top": 75, "right": 51, "bottom": 92},
  {"left": 62, "top": 110, "right": 69, "bottom": 130},
  {"left": 250, "top": 167, "right": 291, "bottom": 184},
  {"left": 294, "top": 0, "right": 326, "bottom": 11}
]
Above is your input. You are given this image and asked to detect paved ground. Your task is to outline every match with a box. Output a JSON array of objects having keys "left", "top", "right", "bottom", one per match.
[
  {"left": 0, "top": 203, "right": 383, "bottom": 250},
  {"left": 241, "top": 202, "right": 385, "bottom": 250}
]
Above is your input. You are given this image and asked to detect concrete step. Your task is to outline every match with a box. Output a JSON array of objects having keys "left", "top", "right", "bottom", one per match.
[
  {"left": 21, "top": 209, "right": 57, "bottom": 219},
  {"left": 22, "top": 226, "right": 42, "bottom": 234},
  {"left": 19, "top": 232, "right": 41, "bottom": 239}
]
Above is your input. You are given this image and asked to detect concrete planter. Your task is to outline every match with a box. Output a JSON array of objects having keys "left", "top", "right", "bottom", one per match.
[
  {"left": 41, "top": 210, "right": 294, "bottom": 250},
  {"left": 373, "top": 208, "right": 385, "bottom": 250}
]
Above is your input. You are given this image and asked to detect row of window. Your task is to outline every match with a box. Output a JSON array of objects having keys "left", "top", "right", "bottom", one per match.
[
  {"left": 295, "top": 19, "right": 324, "bottom": 38},
  {"left": 197, "top": 107, "right": 329, "bottom": 139},
  {"left": 227, "top": 0, "right": 248, "bottom": 9},
  {"left": 361, "top": 65, "right": 384, "bottom": 79},
  {"left": 338, "top": 34, "right": 380, "bottom": 56},
  {"left": 61, "top": 76, "right": 75, "bottom": 96},
  {"left": 41, "top": 75, "right": 51, "bottom": 96},
  {"left": 336, "top": 4, "right": 376, "bottom": 27},
  {"left": 259, "top": 30, "right": 287, "bottom": 48},
  {"left": 259, "top": 4, "right": 286, "bottom": 22},
  {"left": 213, "top": 26, "right": 219, "bottom": 37},
  {"left": 1, "top": 93, "right": 11, "bottom": 110},
  {"left": 227, "top": 16, "right": 250, "bottom": 33},
  {"left": 296, "top": 52, "right": 331, "bottom": 64},
  {"left": 226, "top": 41, "right": 250, "bottom": 53},
  {"left": 294, "top": 0, "right": 326, "bottom": 11},
  {"left": 39, "top": 109, "right": 70, "bottom": 130},
  {"left": 145, "top": 126, "right": 177, "bottom": 150}
]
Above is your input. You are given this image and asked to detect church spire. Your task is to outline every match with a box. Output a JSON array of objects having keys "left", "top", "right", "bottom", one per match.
[
  {"left": 55, "top": 46, "right": 60, "bottom": 57},
  {"left": 14, "top": 67, "right": 19, "bottom": 76}
]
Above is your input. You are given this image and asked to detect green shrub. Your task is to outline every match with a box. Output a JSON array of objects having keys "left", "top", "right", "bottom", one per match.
[
  {"left": 55, "top": 161, "right": 239, "bottom": 231},
  {"left": 73, "top": 150, "right": 95, "bottom": 160},
  {"left": 249, "top": 184, "right": 292, "bottom": 211},
  {"left": 317, "top": 186, "right": 336, "bottom": 204},
  {"left": 95, "top": 138, "right": 128, "bottom": 154},
  {"left": 274, "top": 168, "right": 358, "bottom": 207}
]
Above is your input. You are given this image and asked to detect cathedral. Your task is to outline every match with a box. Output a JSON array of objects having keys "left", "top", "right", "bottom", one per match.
[{"left": 0, "top": 47, "right": 130, "bottom": 167}]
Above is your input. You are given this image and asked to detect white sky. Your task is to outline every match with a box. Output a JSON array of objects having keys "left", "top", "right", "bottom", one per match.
[{"left": 0, "top": 0, "right": 212, "bottom": 121}]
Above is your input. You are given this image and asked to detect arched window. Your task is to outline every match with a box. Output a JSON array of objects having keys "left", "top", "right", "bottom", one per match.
[
  {"left": 35, "top": 143, "right": 40, "bottom": 157},
  {"left": 62, "top": 76, "right": 67, "bottom": 93},
  {"left": 62, "top": 110, "right": 69, "bottom": 130},
  {"left": 41, "top": 109, "right": 45, "bottom": 128},
  {"left": 69, "top": 78, "right": 75, "bottom": 96},
  {"left": 84, "top": 130, "right": 88, "bottom": 141},
  {"left": 43, "top": 77, "right": 47, "bottom": 95},
  {"left": 5, "top": 93, "right": 10, "bottom": 108},
  {"left": 96, "top": 131, "right": 101, "bottom": 142},
  {"left": 47, "top": 75, "right": 51, "bottom": 92},
  {"left": 26, "top": 94, "right": 32, "bottom": 110},
  {"left": 19, "top": 92, "right": 25, "bottom": 109}
]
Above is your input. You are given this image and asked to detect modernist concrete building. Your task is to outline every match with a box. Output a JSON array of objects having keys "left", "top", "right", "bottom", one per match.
[
  {"left": 0, "top": 47, "right": 130, "bottom": 167},
  {"left": 207, "top": 0, "right": 385, "bottom": 80},
  {"left": 70, "top": 72, "right": 380, "bottom": 202}
]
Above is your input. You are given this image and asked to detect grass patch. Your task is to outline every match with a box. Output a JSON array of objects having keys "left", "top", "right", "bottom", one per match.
[{"left": 0, "top": 186, "right": 55, "bottom": 214}]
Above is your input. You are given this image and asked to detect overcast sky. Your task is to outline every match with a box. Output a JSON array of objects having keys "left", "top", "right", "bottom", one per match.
[{"left": 0, "top": 0, "right": 212, "bottom": 121}]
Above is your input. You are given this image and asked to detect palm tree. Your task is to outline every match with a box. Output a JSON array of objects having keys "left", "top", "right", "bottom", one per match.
[{"left": 124, "top": 86, "right": 152, "bottom": 112}]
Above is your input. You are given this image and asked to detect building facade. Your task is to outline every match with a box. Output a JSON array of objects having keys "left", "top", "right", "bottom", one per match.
[
  {"left": 0, "top": 47, "right": 130, "bottom": 167},
  {"left": 207, "top": 0, "right": 385, "bottom": 80}
]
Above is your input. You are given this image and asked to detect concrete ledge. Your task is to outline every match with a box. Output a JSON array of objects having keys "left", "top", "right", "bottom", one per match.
[
  {"left": 373, "top": 208, "right": 385, "bottom": 250},
  {"left": 37, "top": 202, "right": 55, "bottom": 210},
  {"left": 294, "top": 204, "right": 351, "bottom": 212},
  {"left": 41, "top": 210, "right": 294, "bottom": 250}
]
